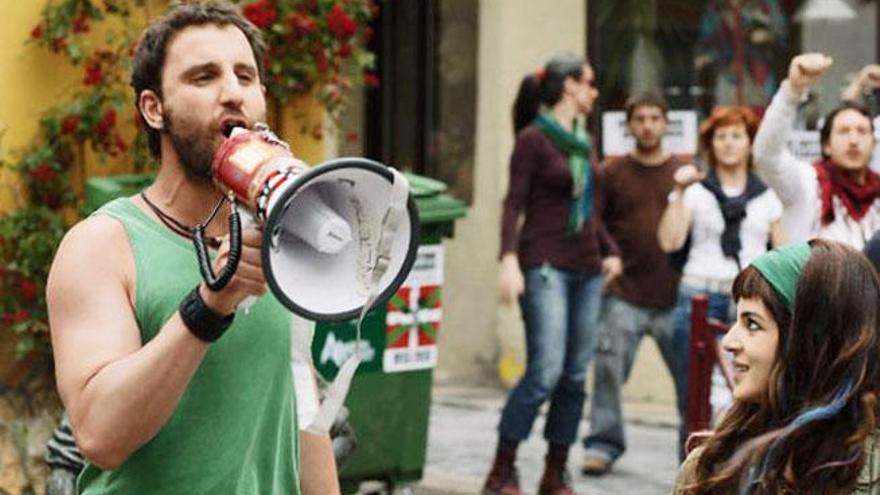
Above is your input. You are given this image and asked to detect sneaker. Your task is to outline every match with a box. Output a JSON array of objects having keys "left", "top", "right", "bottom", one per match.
[
  {"left": 538, "top": 465, "right": 576, "bottom": 495},
  {"left": 482, "top": 463, "right": 523, "bottom": 495},
  {"left": 580, "top": 455, "right": 611, "bottom": 477}
]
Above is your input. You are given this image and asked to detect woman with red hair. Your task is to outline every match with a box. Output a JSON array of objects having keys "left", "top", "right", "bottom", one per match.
[{"left": 657, "top": 105, "right": 785, "bottom": 426}]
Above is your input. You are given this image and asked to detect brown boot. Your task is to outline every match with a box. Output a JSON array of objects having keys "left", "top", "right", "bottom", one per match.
[
  {"left": 482, "top": 450, "right": 523, "bottom": 495},
  {"left": 538, "top": 445, "right": 577, "bottom": 495}
]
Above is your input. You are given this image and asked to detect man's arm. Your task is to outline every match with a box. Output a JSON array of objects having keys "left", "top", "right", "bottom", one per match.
[
  {"left": 48, "top": 215, "right": 264, "bottom": 469},
  {"left": 299, "top": 431, "right": 340, "bottom": 495},
  {"left": 753, "top": 53, "right": 831, "bottom": 206}
]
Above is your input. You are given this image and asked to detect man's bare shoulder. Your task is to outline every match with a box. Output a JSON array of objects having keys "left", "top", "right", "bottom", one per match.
[
  {"left": 57, "top": 214, "right": 129, "bottom": 259},
  {"left": 48, "top": 214, "right": 134, "bottom": 295}
]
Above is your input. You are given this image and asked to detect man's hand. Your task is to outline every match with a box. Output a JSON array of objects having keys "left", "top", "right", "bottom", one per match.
[
  {"left": 856, "top": 64, "right": 880, "bottom": 90},
  {"left": 200, "top": 226, "right": 267, "bottom": 315},
  {"left": 842, "top": 64, "right": 880, "bottom": 101},
  {"left": 601, "top": 256, "right": 623, "bottom": 286},
  {"left": 498, "top": 254, "right": 524, "bottom": 306},
  {"left": 672, "top": 164, "right": 705, "bottom": 191},
  {"left": 788, "top": 53, "right": 833, "bottom": 96}
]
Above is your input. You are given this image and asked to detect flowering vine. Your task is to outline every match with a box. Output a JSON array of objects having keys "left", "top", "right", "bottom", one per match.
[{"left": 240, "top": 0, "right": 378, "bottom": 135}]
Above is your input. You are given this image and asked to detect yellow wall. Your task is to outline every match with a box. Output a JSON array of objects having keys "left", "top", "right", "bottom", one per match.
[{"left": 0, "top": 1, "right": 324, "bottom": 213}]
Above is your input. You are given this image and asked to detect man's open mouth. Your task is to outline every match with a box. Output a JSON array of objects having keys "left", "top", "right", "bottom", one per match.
[{"left": 220, "top": 118, "right": 248, "bottom": 138}]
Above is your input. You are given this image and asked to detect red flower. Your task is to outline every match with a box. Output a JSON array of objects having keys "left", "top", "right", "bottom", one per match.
[
  {"left": 312, "top": 44, "right": 328, "bottom": 73},
  {"left": 61, "top": 115, "right": 80, "bottom": 135},
  {"left": 346, "top": 131, "right": 359, "bottom": 143},
  {"left": 72, "top": 14, "right": 90, "bottom": 33},
  {"left": 363, "top": 72, "right": 380, "bottom": 87},
  {"left": 327, "top": 4, "right": 358, "bottom": 39},
  {"left": 83, "top": 59, "right": 103, "bottom": 86},
  {"left": 242, "top": 0, "right": 277, "bottom": 29},
  {"left": 51, "top": 38, "right": 68, "bottom": 52},
  {"left": 2, "top": 313, "right": 13, "bottom": 325},
  {"left": 114, "top": 134, "right": 128, "bottom": 153},
  {"left": 96, "top": 109, "right": 117, "bottom": 135},
  {"left": 19, "top": 279, "right": 37, "bottom": 302},
  {"left": 287, "top": 13, "right": 317, "bottom": 39},
  {"left": 337, "top": 43, "right": 353, "bottom": 58},
  {"left": 29, "top": 163, "right": 57, "bottom": 183},
  {"left": 298, "top": 0, "right": 319, "bottom": 12},
  {"left": 31, "top": 24, "right": 43, "bottom": 39},
  {"left": 13, "top": 309, "right": 30, "bottom": 323}
]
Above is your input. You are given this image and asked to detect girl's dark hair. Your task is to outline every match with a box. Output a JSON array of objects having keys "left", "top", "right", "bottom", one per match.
[
  {"left": 684, "top": 239, "right": 880, "bottom": 494},
  {"left": 131, "top": 1, "right": 266, "bottom": 158},
  {"left": 511, "top": 52, "right": 585, "bottom": 135},
  {"left": 819, "top": 101, "right": 873, "bottom": 160}
]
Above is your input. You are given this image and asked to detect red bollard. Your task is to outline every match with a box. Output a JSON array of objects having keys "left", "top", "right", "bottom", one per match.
[{"left": 684, "top": 295, "right": 731, "bottom": 444}]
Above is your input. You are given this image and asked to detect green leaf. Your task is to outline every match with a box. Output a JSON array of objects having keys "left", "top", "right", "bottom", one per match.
[{"left": 67, "top": 42, "right": 83, "bottom": 63}]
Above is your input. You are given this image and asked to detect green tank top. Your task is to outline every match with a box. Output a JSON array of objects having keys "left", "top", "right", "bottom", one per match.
[{"left": 78, "top": 197, "right": 300, "bottom": 494}]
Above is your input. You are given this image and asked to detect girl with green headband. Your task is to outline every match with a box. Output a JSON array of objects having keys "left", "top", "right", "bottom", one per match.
[
  {"left": 675, "top": 239, "right": 880, "bottom": 494},
  {"left": 489, "top": 52, "right": 622, "bottom": 495}
]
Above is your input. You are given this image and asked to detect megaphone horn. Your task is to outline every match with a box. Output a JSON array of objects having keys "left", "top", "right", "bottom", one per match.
[{"left": 200, "top": 125, "right": 420, "bottom": 322}]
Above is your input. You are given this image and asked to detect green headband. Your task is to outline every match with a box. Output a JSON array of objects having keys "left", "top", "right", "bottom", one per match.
[{"left": 750, "top": 242, "right": 812, "bottom": 311}]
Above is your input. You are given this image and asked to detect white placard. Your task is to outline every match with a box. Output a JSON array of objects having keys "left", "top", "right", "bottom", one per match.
[
  {"left": 786, "top": 130, "right": 822, "bottom": 163},
  {"left": 383, "top": 245, "right": 444, "bottom": 373}
]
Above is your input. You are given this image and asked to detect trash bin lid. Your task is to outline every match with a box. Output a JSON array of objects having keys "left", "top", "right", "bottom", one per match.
[
  {"left": 403, "top": 172, "right": 466, "bottom": 225},
  {"left": 405, "top": 173, "right": 448, "bottom": 197}
]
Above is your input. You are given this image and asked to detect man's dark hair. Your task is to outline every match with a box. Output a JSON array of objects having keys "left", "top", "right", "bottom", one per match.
[
  {"left": 819, "top": 100, "right": 873, "bottom": 159},
  {"left": 131, "top": 1, "right": 267, "bottom": 158},
  {"left": 624, "top": 90, "right": 668, "bottom": 121}
]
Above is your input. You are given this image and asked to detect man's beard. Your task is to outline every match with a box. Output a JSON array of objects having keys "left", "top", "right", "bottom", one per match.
[
  {"left": 164, "top": 109, "right": 218, "bottom": 182},
  {"left": 635, "top": 137, "right": 662, "bottom": 154}
]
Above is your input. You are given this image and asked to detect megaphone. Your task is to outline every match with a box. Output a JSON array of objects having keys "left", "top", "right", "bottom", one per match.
[{"left": 195, "top": 124, "right": 419, "bottom": 322}]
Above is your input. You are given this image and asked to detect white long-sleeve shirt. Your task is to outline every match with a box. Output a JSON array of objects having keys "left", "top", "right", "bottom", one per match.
[{"left": 752, "top": 82, "right": 880, "bottom": 249}]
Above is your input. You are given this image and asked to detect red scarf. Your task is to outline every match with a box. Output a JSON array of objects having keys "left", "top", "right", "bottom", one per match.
[{"left": 814, "top": 159, "right": 880, "bottom": 225}]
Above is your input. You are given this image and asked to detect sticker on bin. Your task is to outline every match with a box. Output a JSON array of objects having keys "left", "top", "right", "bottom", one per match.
[{"left": 384, "top": 245, "right": 443, "bottom": 373}]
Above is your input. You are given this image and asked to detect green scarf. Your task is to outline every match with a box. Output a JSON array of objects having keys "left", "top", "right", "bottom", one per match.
[
  {"left": 750, "top": 242, "right": 812, "bottom": 311},
  {"left": 534, "top": 111, "right": 592, "bottom": 234}
]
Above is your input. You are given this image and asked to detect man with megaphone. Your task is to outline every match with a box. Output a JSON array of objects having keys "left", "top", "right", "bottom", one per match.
[{"left": 42, "top": 3, "right": 404, "bottom": 494}]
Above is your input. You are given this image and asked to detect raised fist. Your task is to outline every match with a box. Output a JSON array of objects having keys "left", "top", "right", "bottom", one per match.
[
  {"left": 788, "top": 53, "right": 833, "bottom": 95},
  {"left": 673, "top": 164, "right": 705, "bottom": 190}
]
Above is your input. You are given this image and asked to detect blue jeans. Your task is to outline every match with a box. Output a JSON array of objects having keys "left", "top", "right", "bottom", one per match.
[
  {"left": 582, "top": 296, "right": 679, "bottom": 462},
  {"left": 498, "top": 263, "right": 603, "bottom": 446}
]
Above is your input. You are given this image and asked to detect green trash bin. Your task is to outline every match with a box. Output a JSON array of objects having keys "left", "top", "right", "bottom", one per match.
[
  {"left": 312, "top": 172, "right": 466, "bottom": 493},
  {"left": 82, "top": 174, "right": 155, "bottom": 216},
  {"left": 84, "top": 171, "right": 468, "bottom": 492}
]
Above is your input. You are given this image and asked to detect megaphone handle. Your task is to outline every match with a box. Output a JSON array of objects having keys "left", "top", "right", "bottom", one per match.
[{"left": 194, "top": 207, "right": 242, "bottom": 291}]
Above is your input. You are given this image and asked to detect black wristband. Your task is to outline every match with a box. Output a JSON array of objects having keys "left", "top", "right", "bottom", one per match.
[{"left": 179, "top": 286, "right": 235, "bottom": 343}]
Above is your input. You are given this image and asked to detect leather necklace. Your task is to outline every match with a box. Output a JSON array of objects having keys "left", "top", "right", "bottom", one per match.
[{"left": 140, "top": 192, "right": 223, "bottom": 249}]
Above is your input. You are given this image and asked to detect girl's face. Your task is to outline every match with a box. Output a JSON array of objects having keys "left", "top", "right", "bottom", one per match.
[
  {"left": 711, "top": 123, "right": 751, "bottom": 171},
  {"left": 566, "top": 64, "right": 598, "bottom": 116},
  {"left": 721, "top": 297, "right": 779, "bottom": 403}
]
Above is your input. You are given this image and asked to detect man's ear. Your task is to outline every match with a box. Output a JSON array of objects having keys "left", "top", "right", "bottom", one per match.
[{"left": 139, "top": 90, "right": 164, "bottom": 130}]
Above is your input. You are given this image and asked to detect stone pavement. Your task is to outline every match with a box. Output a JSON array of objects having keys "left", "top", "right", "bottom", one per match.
[{"left": 412, "top": 384, "right": 680, "bottom": 495}]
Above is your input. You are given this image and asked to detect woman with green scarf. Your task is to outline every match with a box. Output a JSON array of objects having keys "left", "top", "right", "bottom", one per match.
[
  {"left": 484, "top": 53, "right": 622, "bottom": 495},
  {"left": 675, "top": 239, "right": 880, "bottom": 494}
]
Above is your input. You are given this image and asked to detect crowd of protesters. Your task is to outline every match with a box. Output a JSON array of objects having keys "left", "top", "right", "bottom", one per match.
[{"left": 485, "top": 50, "right": 880, "bottom": 495}]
